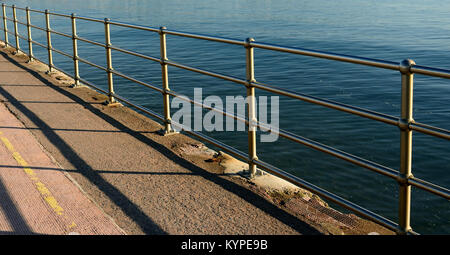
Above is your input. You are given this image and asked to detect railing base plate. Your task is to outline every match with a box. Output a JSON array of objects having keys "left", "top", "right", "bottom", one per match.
[
  {"left": 102, "top": 101, "right": 122, "bottom": 107},
  {"left": 69, "top": 83, "right": 87, "bottom": 89},
  {"left": 157, "top": 128, "right": 179, "bottom": 136}
]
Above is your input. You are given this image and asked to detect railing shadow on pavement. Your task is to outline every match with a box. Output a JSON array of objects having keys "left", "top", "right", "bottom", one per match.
[
  {"left": 0, "top": 177, "right": 34, "bottom": 234},
  {"left": 0, "top": 51, "right": 323, "bottom": 235}
]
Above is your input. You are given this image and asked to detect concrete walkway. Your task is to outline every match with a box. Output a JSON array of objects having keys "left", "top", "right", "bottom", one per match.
[
  {"left": 0, "top": 45, "right": 394, "bottom": 235},
  {"left": 0, "top": 103, "right": 125, "bottom": 235},
  {"left": 0, "top": 48, "right": 327, "bottom": 235}
]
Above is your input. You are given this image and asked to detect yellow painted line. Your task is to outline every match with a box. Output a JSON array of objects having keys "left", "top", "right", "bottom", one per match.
[{"left": 0, "top": 132, "right": 76, "bottom": 232}]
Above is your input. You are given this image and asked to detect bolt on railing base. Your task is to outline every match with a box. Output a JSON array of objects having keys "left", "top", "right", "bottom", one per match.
[
  {"left": 69, "top": 83, "right": 80, "bottom": 88},
  {"left": 45, "top": 69, "right": 56, "bottom": 75},
  {"left": 102, "top": 100, "right": 122, "bottom": 107},
  {"left": 69, "top": 80, "right": 83, "bottom": 88},
  {"left": 242, "top": 167, "right": 266, "bottom": 180},
  {"left": 158, "top": 128, "right": 179, "bottom": 136}
]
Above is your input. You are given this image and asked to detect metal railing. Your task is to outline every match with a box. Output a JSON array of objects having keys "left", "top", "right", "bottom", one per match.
[{"left": 1, "top": 4, "right": 449, "bottom": 235}]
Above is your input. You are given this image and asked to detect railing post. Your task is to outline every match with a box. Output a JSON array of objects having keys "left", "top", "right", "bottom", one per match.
[
  {"left": 12, "top": 5, "right": 19, "bottom": 54},
  {"left": 397, "top": 59, "right": 415, "bottom": 235},
  {"left": 104, "top": 18, "right": 115, "bottom": 104},
  {"left": 71, "top": 13, "right": 80, "bottom": 87},
  {"left": 245, "top": 37, "right": 258, "bottom": 178},
  {"left": 45, "top": 9, "right": 53, "bottom": 73},
  {"left": 159, "top": 26, "right": 176, "bottom": 135},
  {"left": 25, "top": 7, "right": 33, "bottom": 62},
  {"left": 2, "top": 4, "right": 8, "bottom": 47}
]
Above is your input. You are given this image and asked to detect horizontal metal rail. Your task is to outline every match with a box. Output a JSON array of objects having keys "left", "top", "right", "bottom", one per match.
[
  {"left": 252, "top": 42, "right": 401, "bottom": 71},
  {"left": 165, "top": 87, "right": 450, "bottom": 200},
  {"left": 165, "top": 59, "right": 247, "bottom": 85},
  {"left": 10, "top": 6, "right": 27, "bottom": 11},
  {"left": 47, "top": 62, "right": 76, "bottom": 82},
  {"left": 72, "top": 15, "right": 104, "bottom": 24},
  {"left": 50, "top": 45, "right": 73, "bottom": 59},
  {"left": 251, "top": 81, "right": 449, "bottom": 140},
  {"left": 77, "top": 56, "right": 108, "bottom": 72},
  {"left": 252, "top": 81, "right": 400, "bottom": 126},
  {"left": 410, "top": 122, "right": 450, "bottom": 140},
  {"left": 14, "top": 19, "right": 26, "bottom": 27},
  {"left": 5, "top": 29, "right": 14, "bottom": 36},
  {"left": 409, "top": 177, "right": 450, "bottom": 199},
  {"left": 165, "top": 29, "right": 245, "bottom": 46},
  {"left": 182, "top": 91, "right": 450, "bottom": 199},
  {"left": 29, "top": 54, "right": 75, "bottom": 83},
  {"left": 251, "top": 41, "right": 450, "bottom": 80},
  {"left": 252, "top": 158, "right": 399, "bottom": 231},
  {"left": 112, "top": 93, "right": 166, "bottom": 122},
  {"left": 181, "top": 127, "right": 255, "bottom": 162},
  {"left": 165, "top": 115, "right": 250, "bottom": 161},
  {"left": 29, "top": 39, "right": 47, "bottom": 49},
  {"left": 1, "top": 3, "right": 448, "bottom": 235},
  {"left": 108, "top": 20, "right": 160, "bottom": 33},
  {"left": 24, "top": 7, "right": 45, "bottom": 14},
  {"left": 46, "top": 11, "right": 71, "bottom": 18},
  {"left": 272, "top": 128, "right": 449, "bottom": 199},
  {"left": 28, "top": 23, "right": 46, "bottom": 32},
  {"left": 30, "top": 53, "right": 109, "bottom": 97},
  {"left": 16, "top": 33, "right": 26, "bottom": 42},
  {"left": 166, "top": 89, "right": 249, "bottom": 126},
  {"left": 109, "top": 45, "right": 160, "bottom": 63},
  {"left": 75, "top": 36, "right": 106, "bottom": 48},
  {"left": 165, "top": 89, "right": 450, "bottom": 200},
  {"left": 411, "top": 65, "right": 450, "bottom": 79},
  {"left": 275, "top": 128, "right": 399, "bottom": 178},
  {"left": 110, "top": 69, "right": 163, "bottom": 93},
  {"left": 49, "top": 28, "right": 72, "bottom": 39},
  {"left": 78, "top": 76, "right": 109, "bottom": 95}
]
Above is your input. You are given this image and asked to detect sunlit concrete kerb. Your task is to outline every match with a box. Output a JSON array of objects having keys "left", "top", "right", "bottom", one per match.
[
  {"left": 397, "top": 58, "right": 415, "bottom": 235},
  {"left": 69, "top": 13, "right": 80, "bottom": 88}
]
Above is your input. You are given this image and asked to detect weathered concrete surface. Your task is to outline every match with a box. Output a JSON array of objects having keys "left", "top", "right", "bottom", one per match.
[{"left": 0, "top": 44, "right": 394, "bottom": 235}]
